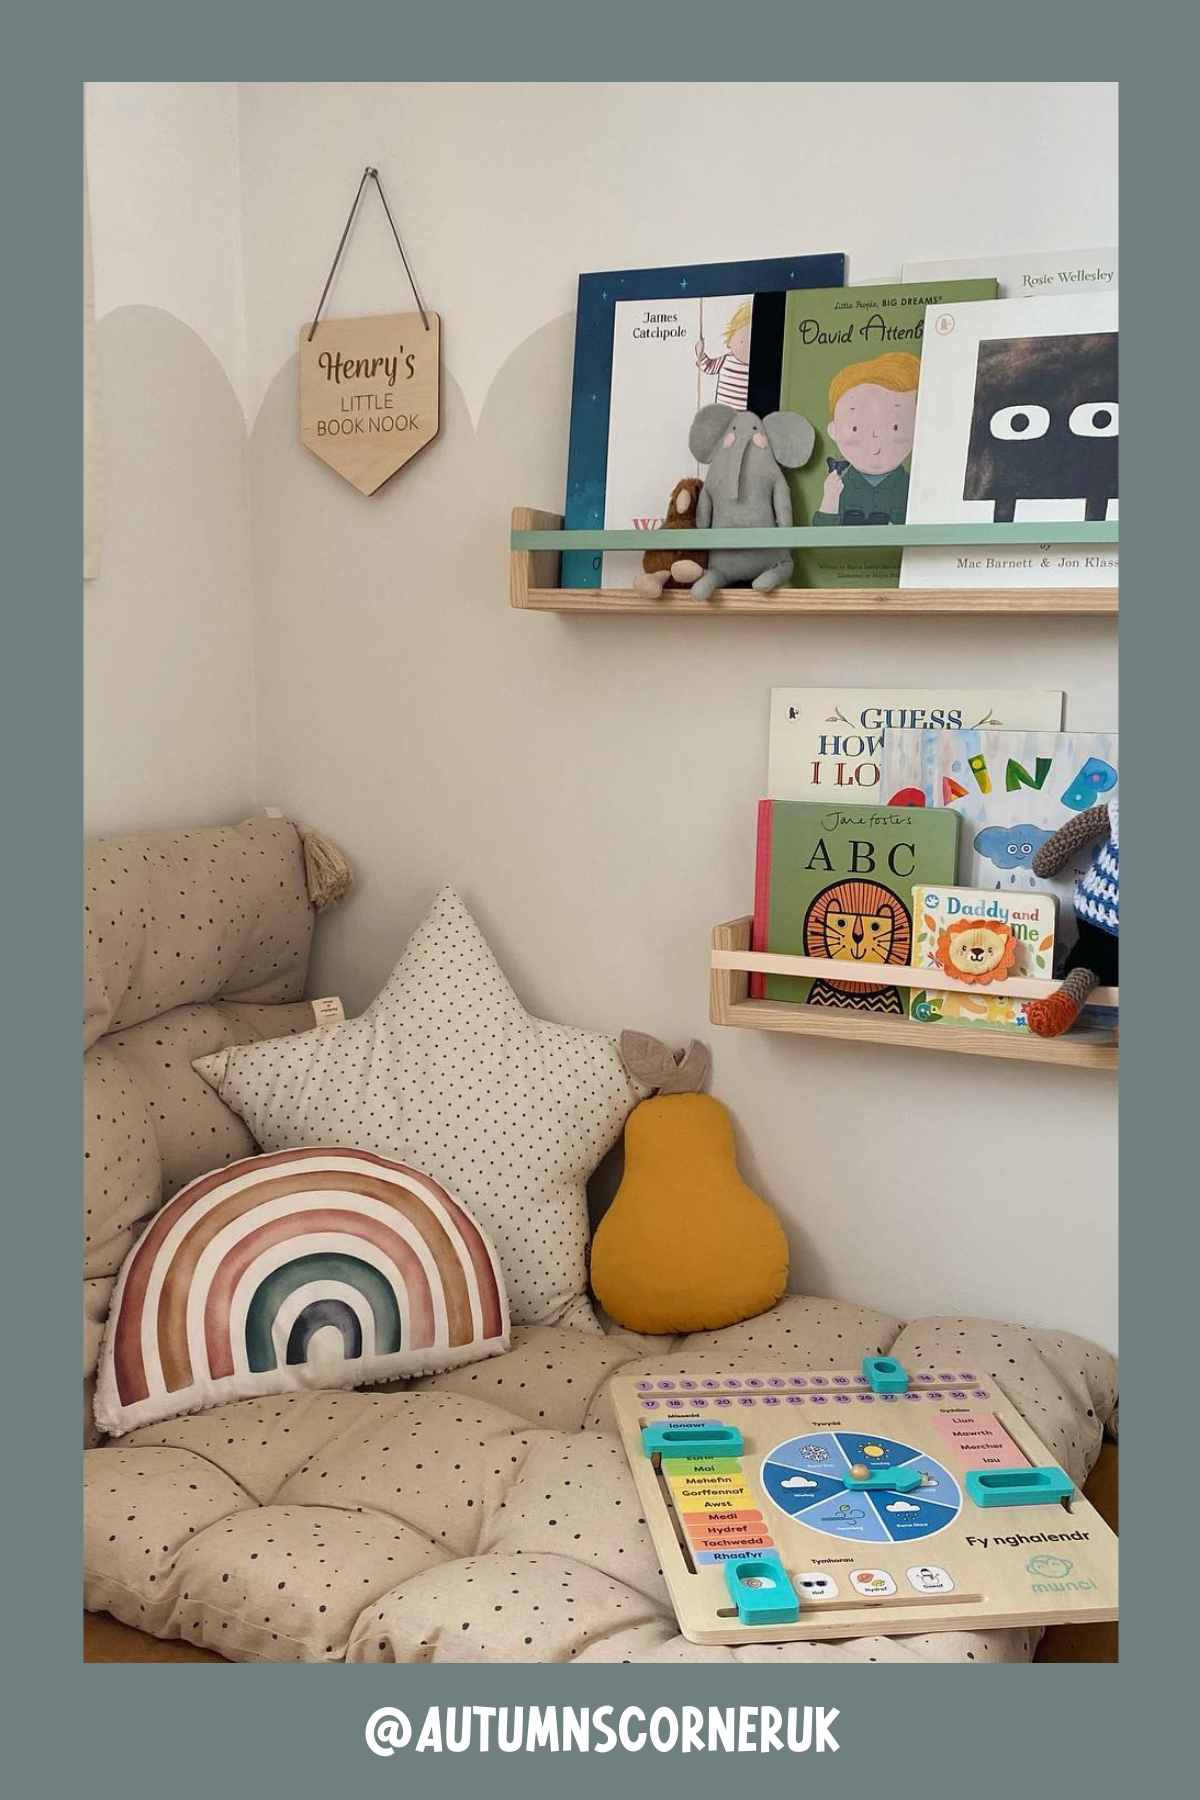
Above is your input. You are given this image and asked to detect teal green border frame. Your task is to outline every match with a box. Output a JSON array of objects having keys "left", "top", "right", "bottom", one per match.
[{"left": 2, "top": 5, "right": 1187, "bottom": 1796}]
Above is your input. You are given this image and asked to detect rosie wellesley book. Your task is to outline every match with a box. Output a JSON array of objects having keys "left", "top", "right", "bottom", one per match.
[{"left": 752, "top": 800, "right": 960, "bottom": 1008}]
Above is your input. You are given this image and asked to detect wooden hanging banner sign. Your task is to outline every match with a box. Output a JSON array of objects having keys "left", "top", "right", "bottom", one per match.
[
  {"left": 299, "top": 167, "right": 439, "bottom": 495},
  {"left": 300, "top": 311, "right": 440, "bottom": 494}
]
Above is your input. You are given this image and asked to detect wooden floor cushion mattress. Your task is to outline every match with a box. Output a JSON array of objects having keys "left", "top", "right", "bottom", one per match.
[{"left": 83, "top": 1297, "right": 1116, "bottom": 1665}]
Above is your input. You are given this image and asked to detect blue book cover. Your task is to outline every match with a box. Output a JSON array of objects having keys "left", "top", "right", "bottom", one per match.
[{"left": 562, "top": 253, "right": 845, "bottom": 590}]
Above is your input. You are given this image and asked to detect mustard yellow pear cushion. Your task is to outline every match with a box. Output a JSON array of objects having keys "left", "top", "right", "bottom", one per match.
[{"left": 590, "top": 1039, "right": 789, "bottom": 1334}]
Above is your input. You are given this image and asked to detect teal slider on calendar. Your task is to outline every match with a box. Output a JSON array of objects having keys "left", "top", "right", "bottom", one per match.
[
  {"left": 862, "top": 1355, "right": 909, "bottom": 1393},
  {"left": 641, "top": 1422, "right": 744, "bottom": 1460},
  {"left": 843, "top": 1464, "right": 923, "bottom": 1492},
  {"left": 965, "top": 1467, "right": 1075, "bottom": 1507},
  {"left": 723, "top": 1551, "right": 800, "bottom": 1627}
]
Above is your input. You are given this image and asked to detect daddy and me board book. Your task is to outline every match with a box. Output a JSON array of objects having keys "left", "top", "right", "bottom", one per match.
[{"left": 910, "top": 884, "right": 1057, "bottom": 1034}]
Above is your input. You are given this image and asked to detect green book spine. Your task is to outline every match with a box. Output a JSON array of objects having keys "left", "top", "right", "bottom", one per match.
[
  {"left": 753, "top": 800, "right": 960, "bottom": 1010},
  {"left": 778, "top": 279, "right": 998, "bottom": 588}
]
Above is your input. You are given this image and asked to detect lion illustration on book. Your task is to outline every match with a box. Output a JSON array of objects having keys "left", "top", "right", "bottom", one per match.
[{"left": 803, "top": 879, "right": 911, "bottom": 1015}]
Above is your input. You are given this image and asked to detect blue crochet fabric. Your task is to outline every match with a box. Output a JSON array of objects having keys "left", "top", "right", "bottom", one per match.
[{"left": 1075, "top": 799, "right": 1118, "bottom": 937}]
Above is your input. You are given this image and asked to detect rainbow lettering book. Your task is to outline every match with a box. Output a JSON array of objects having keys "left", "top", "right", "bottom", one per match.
[
  {"left": 881, "top": 728, "right": 1118, "bottom": 956},
  {"left": 561, "top": 251, "right": 845, "bottom": 589},
  {"left": 752, "top": 800, "right": 960, "bottom": 1008},
  {"left": 910, "top": 885, "right": 1057, "bottom": 1033},
  {"left": 776, "top": 279, "right": 997, "bottom": 589}
]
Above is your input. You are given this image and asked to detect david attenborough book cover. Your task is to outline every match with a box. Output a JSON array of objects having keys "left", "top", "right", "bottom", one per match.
[
  {"left": 752, "top": 800, "right": 960, "bottom": 1009},
  {"left": 777, "top": 279, "right": 997, "bottom": 589},
  {"left": 900, "top": 291, "right": 1118, "bottom": 588}
]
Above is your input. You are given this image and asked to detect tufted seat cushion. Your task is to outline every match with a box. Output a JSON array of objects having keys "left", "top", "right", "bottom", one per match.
[
  {"left": 84, "top": 1297, "right": 1117, "bottom": 1665},
  {"left": 83, "top": 818, "right": 347, "bottom": 1443}
]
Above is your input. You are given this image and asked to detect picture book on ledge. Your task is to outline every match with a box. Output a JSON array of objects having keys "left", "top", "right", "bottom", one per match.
[
  {"left": 900, "top": 290, "right": 1119, "bottom": 589},
  {"left": 910, "top": 884, "right": 1057, "bottom": 1034},
  {"left": 767, "top": 687, "right": 1064, "bottom": 802},
  {"left": 752, "top": 799, "right": 960, "bottom": 1008},
  {"left": 561, "top": 251, "right": 845, "bottom": 591},
  {"left": 776, "top": 279, "right": 997, "bottom": 589},
  {"left": 881, "top": 727, "right": 1118, "bottom": 957},
  {"left": 902, "top": 247, "right": 1118, "bottom": 299}
]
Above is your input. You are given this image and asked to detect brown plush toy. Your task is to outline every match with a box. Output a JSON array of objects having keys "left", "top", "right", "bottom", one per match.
[{"left": 632, "top": 477, "right": 708, "bottom": 598}]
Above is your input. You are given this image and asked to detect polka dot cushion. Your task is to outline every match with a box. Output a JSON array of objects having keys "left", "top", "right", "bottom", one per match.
[
  {"left": 887, "top": 1317, "right": 1118, "bottom": 1487},
  {"left": 84, "top": 1299, "right": 1117, "bottom": 1664},
  {"left": 194, "top": 889, "right": 647, "bottom": 1328}
]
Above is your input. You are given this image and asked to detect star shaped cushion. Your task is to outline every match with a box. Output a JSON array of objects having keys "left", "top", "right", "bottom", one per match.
[{"left": 194, "top": 888, "right": 646, "bottom": 1330}]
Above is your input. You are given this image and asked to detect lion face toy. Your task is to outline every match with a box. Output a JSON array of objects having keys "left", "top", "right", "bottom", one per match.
[{"left": 935, "top": 918, "right": 1017, "bottom": 985}]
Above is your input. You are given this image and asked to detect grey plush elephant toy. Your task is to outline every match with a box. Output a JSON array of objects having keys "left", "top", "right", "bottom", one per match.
[{"left": 687, "top": 404, "right": 816, "bottom": 599}]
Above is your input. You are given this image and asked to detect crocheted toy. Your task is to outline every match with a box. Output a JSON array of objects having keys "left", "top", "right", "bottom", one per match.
[
  {"left": 632, "top": 477, "right": 708, "bottom": 598},
  {"left": 687, "top": 405, "right": 816, "bottom": 599},
  {"left": 1025, "top": 800, "right": 1119, "bottom": 1038}
]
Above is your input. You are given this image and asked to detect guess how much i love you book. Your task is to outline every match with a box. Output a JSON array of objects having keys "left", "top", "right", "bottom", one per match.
[
  {"left": 767, "top": 687, "right": 1064, "bottom": 801},
  {"left": 752, "top": 800, "right": 960, "bottom": 1009}
]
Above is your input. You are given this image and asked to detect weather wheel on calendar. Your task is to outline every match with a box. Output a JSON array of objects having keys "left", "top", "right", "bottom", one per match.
[{"left": 759, "top": 1432, "right": 962, "bottom": 1545}]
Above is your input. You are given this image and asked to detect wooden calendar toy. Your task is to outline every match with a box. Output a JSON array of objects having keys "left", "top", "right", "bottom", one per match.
[{"left": 611, "top": 1357, "right": 1118, "bottom": 1644}]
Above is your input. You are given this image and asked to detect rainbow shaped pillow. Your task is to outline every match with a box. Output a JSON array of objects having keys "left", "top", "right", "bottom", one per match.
[{"left": 95, "top": 1147, "right": 509, "bottom": 1436}]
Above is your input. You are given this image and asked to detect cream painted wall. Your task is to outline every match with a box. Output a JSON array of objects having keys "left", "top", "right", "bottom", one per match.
[
  {"left": 83, "top": 84, "right": 255, "bottom": 836},
  {"left": 237, "top": 82, "right": 1118, "bottom": 1349},
  {"left": 87, "top": 84, "right": 248, "bottom": 411},
  {"left": 82, "top": 82, "right": 1118, "bottom": 1348}
]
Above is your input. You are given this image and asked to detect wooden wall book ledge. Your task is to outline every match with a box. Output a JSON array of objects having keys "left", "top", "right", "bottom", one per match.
[
  {"left": 511, "top": 509, "right": 1119, "bottom": 616},
  {"left": 710, "top": 918, "right": 1118, "bottom": 1071}
]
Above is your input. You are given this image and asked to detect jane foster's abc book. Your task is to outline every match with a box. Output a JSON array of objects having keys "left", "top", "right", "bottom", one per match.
[{"left": 752, "top": 800, "right": 960, "bottom": 1009}]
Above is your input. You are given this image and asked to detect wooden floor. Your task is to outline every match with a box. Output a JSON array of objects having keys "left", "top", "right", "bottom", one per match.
[
  {"left": 84, "top": 1442, "right": 1118, "bottom": 1664},
  {"left": 84, "top": 1609, "right": 225, "bottom": 1662},
  {"left": 1033, "top": 1440, "right": 1119, "bottom": 1663}
]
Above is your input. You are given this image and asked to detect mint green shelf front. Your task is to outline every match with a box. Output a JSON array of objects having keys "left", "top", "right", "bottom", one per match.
[{"left": 513, "top": 521, "right": 1118, "bottom": 552}]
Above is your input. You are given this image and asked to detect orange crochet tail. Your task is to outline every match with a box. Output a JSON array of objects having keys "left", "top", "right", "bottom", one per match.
[{"left": 1025, "top": 991, "right": 1081, "bottom": 1039}]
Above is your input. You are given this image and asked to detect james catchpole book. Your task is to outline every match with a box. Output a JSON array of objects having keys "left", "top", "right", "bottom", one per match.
[
  {"left": 752, "top": 800, "right": 960, "bottom": 1009},
  {"left": 561, "top": 252, "right": 845, "bottom": 590}
]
